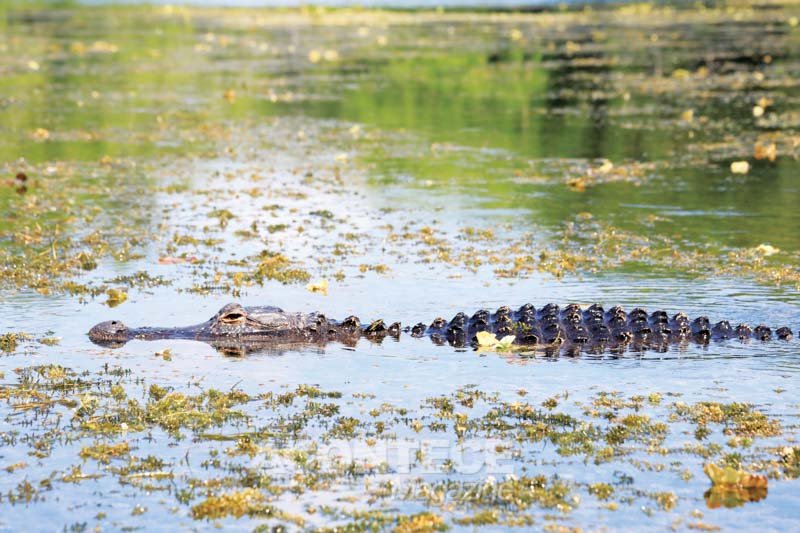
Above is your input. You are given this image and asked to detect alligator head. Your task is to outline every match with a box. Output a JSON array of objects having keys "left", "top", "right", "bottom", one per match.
[
  {"left": 88, "top": 302, "right": 312, "bottom": 347},
  {"left": 88, "top": 319, "right": 131, "bottom": 346}
]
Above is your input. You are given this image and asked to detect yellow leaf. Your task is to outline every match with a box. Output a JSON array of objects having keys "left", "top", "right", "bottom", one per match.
[
  {"left": 305, "top": 279, "right": 329, "bottom": 295},
  {"left": 475, "top": 331, "right": 499, "bottom": 347},
  {"left": 565, "top": 40, "right": 580, "bottom": 54},
  {"left": 31, "top": 128, "right": 50, "bottom": 141},
  {"left": 566, "top": 177, "right": 586, "bottom": 192},
  {"left": 597, "top": 159, "right": 614, "bottom": 173},
  {"left": 730, "top": 161, "right": 750, "bottom": 174},
  {"left": 753, "top": 142, "right": 777, "bottom": 162},
  {"left": 754, "top": 244, "right": 779, "bottom": 256},
  {"left": 703, "top": 463, "right": 767, "bottom": 489},
  {"left": 496, "top": 335, "right": 517, "bottom": 350}
]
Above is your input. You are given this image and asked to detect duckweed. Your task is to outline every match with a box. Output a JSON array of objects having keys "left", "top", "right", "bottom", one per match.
[
  {"left": 79, "top": 442, "right": 131, "bottom": 464},
  {"left": 191, "top": 488, "right": 266, "bottom": 520},
  {"left": 0, "top": 360, "right": 797, "bottom": 527}
]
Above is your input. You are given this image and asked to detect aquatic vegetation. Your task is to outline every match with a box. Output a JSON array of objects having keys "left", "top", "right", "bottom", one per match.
[
  {"left": 191, "top": 488, "right": 266, "bottom": 520},
  {"left": 0, "top": 0, "right": 797, "bottom": 300},
  {"left": 703, "top": 463, "right": 769, "bottom": 509},
  {"left": 247, "top": 250, "right": 312, "bottom": 285},
  {"left": 674, "top": 402, "right": 781, "bottom": 439},
  {"left": 0, "top": 359, "right": 798, "bottom": 529},
  {"left": 79, "top": 442, "right": 131, "bottom": 464},
  {"left": 0, "top": 333, "right": 25, "bottom": 353},
  {"left": 394, "top": 512, "right": 447, "bottom": 533},
  {"left": 779, "top": 447, "right": 800, "bottom": 478}
]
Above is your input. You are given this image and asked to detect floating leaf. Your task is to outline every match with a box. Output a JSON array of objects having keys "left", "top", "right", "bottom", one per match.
[
  {"left": 730, "top": 161, "right": 750, "bottom": 174},
  {"left": 475, "top": 332, "right": 517, "bottom": 352},
  {"left": 703, "top": 463, "right": 768, "bottom": 509},
  {"left": 566, "top": 178, "right": 586, "bottom": 192},
  {"left": 754, "top": 244, "right": 779, "bottom": 256},
  {"left": 305, "top": 279, "right": 329, "bottom": 295},
  {"left": 597, "top": 159, "right": 614, "bottom": 173},
  {"left": 475, "top": 331, "right": 499, "bottom": 347},
  {"left": 753, "top": 142, "right": 777, "bottom": 162},
  {"left": 780, "top": 446, "right": 800, "bottom": 478},
  {"left": 31, "top": 128, "right": 50, "bottom": 141},
  {"left": 496, "top": 335, "right": 517, "bottom": 351},
  {"left": 703, "top": 463, "right": 767, "bottom": 489}
]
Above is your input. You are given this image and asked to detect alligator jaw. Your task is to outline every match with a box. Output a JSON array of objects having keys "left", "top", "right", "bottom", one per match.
[{"left": 130, "top": 327, "right": 196, "bottom": 341}]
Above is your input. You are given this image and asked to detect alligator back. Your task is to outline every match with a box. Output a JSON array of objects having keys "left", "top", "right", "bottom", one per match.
[{"left": 407, "top": 303, "right": 793, "bottom": 350}]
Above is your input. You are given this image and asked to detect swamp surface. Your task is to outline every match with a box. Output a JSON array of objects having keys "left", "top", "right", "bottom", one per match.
[{"left": 1, "top": 2, "right": 800, "bottom": 531}]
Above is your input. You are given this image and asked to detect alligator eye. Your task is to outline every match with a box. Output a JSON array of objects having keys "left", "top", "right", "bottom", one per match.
[{"left": 220, "top": 312, "right": 245, "bottom": 323}]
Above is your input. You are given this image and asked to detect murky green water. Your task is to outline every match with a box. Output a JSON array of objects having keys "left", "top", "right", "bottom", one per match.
[{"left": 1, "top": 3, "right": 800, "bottom": 531}]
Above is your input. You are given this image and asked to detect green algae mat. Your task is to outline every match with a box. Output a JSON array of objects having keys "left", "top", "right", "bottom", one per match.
[{"left": 1, "top": 2, "right": 800, "bottom": 531}]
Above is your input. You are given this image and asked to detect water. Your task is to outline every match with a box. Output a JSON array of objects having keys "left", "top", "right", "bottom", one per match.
[
  {"left": 1, "top": 3, "right": 800, "bottom": 531},
  {"left": 77, "top": 0, "right": 612, "bottom": 7},
  {"left": 81, "top": 0, "right": 558, "bottom": 5}
]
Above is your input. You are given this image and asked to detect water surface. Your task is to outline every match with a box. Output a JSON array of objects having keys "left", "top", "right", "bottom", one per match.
[{"left": 1, "top": 3, "right": 799, "bottom": 531}]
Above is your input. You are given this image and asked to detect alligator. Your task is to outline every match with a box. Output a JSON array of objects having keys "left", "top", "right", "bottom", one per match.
[{"left": 88, "top": 302, "right": 794, "bottom": 355}]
